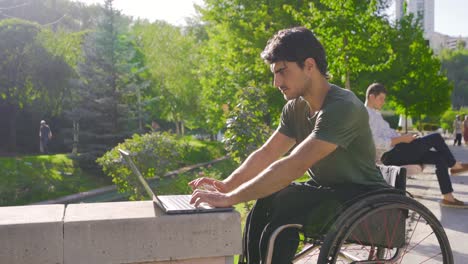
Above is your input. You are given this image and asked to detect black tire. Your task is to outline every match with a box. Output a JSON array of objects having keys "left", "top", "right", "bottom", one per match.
[{"left": 317, "top": 193, "right": 453, "bottom": 264}]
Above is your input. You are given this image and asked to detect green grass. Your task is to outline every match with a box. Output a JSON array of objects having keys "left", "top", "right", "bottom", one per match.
[
  {"left": 181, "top": 136, "right": 226, "bottom": 164},
  {"left": 0, "top": 154, "right": 111, "bottom": 206}
]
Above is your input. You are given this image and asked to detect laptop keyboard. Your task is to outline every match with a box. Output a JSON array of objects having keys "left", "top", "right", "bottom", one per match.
[{"left": 166, "top": 195, "right": 196, "bottom": 210}]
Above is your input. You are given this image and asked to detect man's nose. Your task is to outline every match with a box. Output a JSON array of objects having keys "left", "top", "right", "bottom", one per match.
[{"left": 273, "top": 75, "right": 282, "bottom": 88}]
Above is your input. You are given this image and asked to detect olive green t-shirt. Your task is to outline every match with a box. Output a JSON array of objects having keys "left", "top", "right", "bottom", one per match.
[{"left": 278, "top": 84, "right": 387, "bottom": 187}]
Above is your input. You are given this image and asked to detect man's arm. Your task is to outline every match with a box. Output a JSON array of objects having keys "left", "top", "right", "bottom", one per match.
[
  {"left": 228, "top": 137, "right": 336, "bottom": 203},
  {"left": 189, "top": 130, "right": 295, "bottom": 192},
  {"left": 191, "top": 136, "right": 337, "bottom": 207},
  {"left": 222, "top": 130, "right": 296, "bottom": 191},
  {"left": 390, "top": 134, "right": 416, "bottom": 146}
]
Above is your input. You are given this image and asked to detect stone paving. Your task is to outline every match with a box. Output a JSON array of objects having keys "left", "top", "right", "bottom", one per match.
[{"left": 407, "top": 144, "right": 468, "bottom": 263}]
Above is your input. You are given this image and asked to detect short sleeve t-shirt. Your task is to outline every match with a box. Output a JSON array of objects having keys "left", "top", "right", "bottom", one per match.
[{"left": 278, "top": 84, "right": 387, "bottom": 187}]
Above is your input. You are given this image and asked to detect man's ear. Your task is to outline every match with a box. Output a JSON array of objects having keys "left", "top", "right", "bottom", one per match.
[{"left": 303, "top": 57, "right": 316, "bottom": 72}]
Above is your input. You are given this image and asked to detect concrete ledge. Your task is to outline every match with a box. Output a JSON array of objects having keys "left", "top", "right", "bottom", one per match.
[
  {"left": 0, "top": 202, "right": 241, "bottom": 264},
  {"left": 64, "top": 201, "right": 241, "bottom": 264},
  {"left": 140, "top": 256, "right": 233, "bottom": 264},
  {"left": 0, "top": 204, "right": 64, "bottom": 264}
]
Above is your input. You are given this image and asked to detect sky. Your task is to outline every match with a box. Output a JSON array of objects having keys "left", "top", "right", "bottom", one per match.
[{"left": 73, "top": 0, "right": 468, "bottom": 37}]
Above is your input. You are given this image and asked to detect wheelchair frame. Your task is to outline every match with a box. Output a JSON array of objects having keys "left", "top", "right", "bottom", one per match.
[{"left": 263, "top": 166, "right": 453, "bottom": 264}]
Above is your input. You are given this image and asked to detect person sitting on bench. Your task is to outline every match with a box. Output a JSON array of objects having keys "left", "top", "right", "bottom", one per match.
[{"left": 365, "top": 82, "right": 468, "bottom": 208}]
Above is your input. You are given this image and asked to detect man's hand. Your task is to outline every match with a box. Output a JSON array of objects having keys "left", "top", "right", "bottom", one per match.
[
  {"left": 190, "top": 189, "right": 234, "bottom": 208},
  {"left": 401, "top": 133, "right": 417, "bottom": 143},
  {"left": 189, "top": 177, "right": 229, "bottom": 193}
]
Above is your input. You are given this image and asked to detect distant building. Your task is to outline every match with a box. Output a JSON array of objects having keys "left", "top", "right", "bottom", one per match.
[
  {"left": 429, "top": 33, "right": 468, "bottom": 53},
  {"left": 395, "top": 0, "right": 434, "bottom": 38},
  {"left": 395, "top": 0, "right": 467, "bottom": 53}
]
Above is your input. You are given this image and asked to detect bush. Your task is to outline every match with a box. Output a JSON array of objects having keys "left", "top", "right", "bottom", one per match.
[
  {"left": 97, "top": 132, "right": 226, "bottom": 200},
  {"left": 223, "top": 87, "right": 272, "bottom": 164},
  {"left": 97, "top": 132, "right": 188, "bottom": 200}
]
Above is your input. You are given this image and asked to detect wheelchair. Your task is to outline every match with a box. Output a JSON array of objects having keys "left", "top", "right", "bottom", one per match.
[{"left": 264, "top": 165, "right": 453, "bottom": 264}]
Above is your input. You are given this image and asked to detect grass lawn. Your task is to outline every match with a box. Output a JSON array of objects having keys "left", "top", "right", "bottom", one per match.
[{"left": 0, "top": 154, "right": 111, "bottom": 206}]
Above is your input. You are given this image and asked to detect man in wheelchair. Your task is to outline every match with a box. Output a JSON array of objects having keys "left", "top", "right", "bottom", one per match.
[{"left": 189, "top": 27, "right": 393, "bottom": 264}]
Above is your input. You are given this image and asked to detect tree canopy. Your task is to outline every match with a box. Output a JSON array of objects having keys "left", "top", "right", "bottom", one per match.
[{"left": 0, "top": 0, "right": 457, "bottom": 155}]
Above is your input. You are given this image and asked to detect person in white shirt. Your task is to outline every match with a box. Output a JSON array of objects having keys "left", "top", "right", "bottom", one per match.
[{"left": 365, "top": 83, "right": 468, "bottom": 208}]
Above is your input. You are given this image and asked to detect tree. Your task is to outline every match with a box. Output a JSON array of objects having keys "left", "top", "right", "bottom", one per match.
[
  {"left": 290, "top": 0, "right": 394, "bottom": 93},
  {"left": 439, "top": 48, "right": 468, "bottom": 109},
  {"left": 0, "top": 0, "right": 103, "bottom": 32},
  {"left": 131, "top": 20, "right": 202, "bottom": 135},
  {"left": 197, "top": 0, "right": 396, "bottom": 133},
  {"left": 385, "top": 14, "right": 452, "bottom": 125},
  {"left": 0, "top": 19, "right": 73, "bottom": 152},
  {"left": 73, "top": 0, "right": 144, "bottom": 153}
]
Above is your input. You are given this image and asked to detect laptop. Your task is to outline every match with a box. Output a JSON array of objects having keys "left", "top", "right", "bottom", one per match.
[{"left": 119, "top": 149, "right": 233, "bottom": 214}]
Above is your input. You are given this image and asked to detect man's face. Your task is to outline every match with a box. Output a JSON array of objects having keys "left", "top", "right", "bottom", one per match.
[
  {"left": 270, "top": 61, "right": 310, "bottom": 100},
  {"left": 370, "top": 93, "right": 386, "bottom": 110}
]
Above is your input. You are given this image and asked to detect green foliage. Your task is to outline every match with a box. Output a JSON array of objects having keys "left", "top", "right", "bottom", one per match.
[
  {"left": 385, "top": 14, "right": 452, "bottom": 118},
  {"left": 290, "top": 0, "right": 394, "bottom": 93},
  {"left": 224, "top": 87, "right": 272, "bottom": 164},
  {"left": 0, "top": 18, "right": 75, "bottom": 152},
  {"left": 157, "top": 158, "right": 237, "bottom": 196},
  {"left": 198, "top": 0, "right": 309, "bottom": 133},
  {"left": 131, "top": 20, "right": 203, "bottom": 134},
  {"left": 440, "top": 108, "right": 468, "bottom": 132},
  {"left": 37, "top": 29, "right": 87, "bottom": 69},
  {"left": 0, "top": 0, "right": 104, "bottom": 31},
  {"left": 439, "top": 48, "right": 468, "bottom": 109},
  {"left": 97, "top": 132, "right": 226, "bottom": 200},
  {"left": 0, "top": 19, "right": 73, "bottom": 111},
  {"left": 0, "top": 154, "right": 110, "bottom": 206},
  {"left": 72, "top": 0, "right": 148, "bottom": 153},
  {"left": 97, "top": 132, "right": 186, "bottom": 199}
]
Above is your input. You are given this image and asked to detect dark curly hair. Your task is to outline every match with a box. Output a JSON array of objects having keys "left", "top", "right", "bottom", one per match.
[{"left": 261, "top": 27, "right": 328, "bottom": 78}]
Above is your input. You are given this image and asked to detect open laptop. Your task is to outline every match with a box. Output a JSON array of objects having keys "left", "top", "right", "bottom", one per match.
[{"left": 118, "top": 149, "right": 233, "bottom": 214}]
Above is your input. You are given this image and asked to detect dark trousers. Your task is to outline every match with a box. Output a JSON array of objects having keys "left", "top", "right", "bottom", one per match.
[
  {"left": 241, "top": 181, "right": 376, "bottom": 264},
  {"left": 454, "top": 133, "right": 462, "bottom": 146},
  {"left": 40, "top": 138, "right": 49, "bottom": 154},
  {"left": 381, "top": 133, "right": 455, "bottom": 194}
]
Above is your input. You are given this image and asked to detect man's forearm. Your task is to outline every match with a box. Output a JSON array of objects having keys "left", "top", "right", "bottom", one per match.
[
  {"left": 227, "top": 138, "right": 337, "bottom": 204},
  {"left": 228, "top": 155, "right": 304, "bottom": 204},
  {"left": 223, "top": 147, "right": 278, "bottom": 191},
  {"left": 391, "top": 137, "right": 402, "bottom": 146}
]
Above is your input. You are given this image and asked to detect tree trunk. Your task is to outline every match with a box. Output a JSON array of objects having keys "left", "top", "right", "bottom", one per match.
[
  {"left": 175, "top": 120, "right": 180, "bottom": 135},
  {"left": 181, "top": 120, "right": 185, "bottom": 136},
  {"left": 7, "top": 103, "right": 17, "bottom": 153},
  {"left": 137, "top": 86, "right": 142, "bottom": 131},
  {"left": 344, "top": 35, "right": 351, "bottom": 90},
  {"left": 72, "top": 120, "right": 79, "bottom": 155},
  {"left": 404, "top": 108, "right": 408, "bottom": 134}
]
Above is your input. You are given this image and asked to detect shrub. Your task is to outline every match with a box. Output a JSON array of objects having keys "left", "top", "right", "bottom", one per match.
[{"left": 97, "top": 132, "right": 188, "bottom": 200}]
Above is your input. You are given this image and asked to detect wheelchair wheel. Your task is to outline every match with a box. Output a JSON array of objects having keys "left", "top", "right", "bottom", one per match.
[{"left": 317, "top": 193, "right": 453, "bottom": 264}]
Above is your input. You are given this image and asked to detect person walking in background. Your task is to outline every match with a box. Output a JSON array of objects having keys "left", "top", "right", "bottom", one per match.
[
  {"left": 453, "top": 115, "right": 463, "bottom": 146},
  {"left": 463, "top": 116, "right": 468, "bottom": 145},
  {"left": 365, "top": 83, "right": 468, "bottom": 208},
  {"left": 39, "top": 120, "right": 52, "bottom": 154}
]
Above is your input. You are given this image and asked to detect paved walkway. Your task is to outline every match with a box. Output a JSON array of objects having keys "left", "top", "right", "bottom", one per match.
[{"left": 406, "top": 144, "right": 468, "bottom": 263}]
